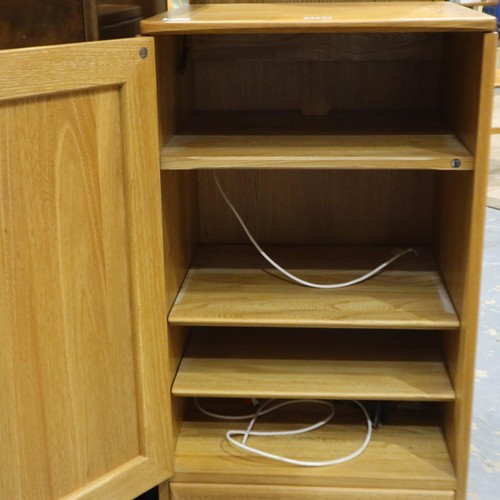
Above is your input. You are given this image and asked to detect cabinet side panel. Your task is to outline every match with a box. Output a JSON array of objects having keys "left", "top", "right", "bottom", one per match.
[
  {"left": 435, "top": 31, "right": 497, "bottom": 500},
  {"left": 161, "top": 170, "right": 199, "bottom": 444},
  {"left": 156, "top": 36, "right": 199, "bottom": 446},
  {"left": 156, "top": 35, "right": 193, "bottom": 148}
]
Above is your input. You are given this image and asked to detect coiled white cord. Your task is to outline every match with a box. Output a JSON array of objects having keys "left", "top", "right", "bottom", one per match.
[
  {"left": 213, "top": 172, "right": 416, "bottom": 289},
  {"left": 194, "top": 398, "right": 372, "bottom": 467}
]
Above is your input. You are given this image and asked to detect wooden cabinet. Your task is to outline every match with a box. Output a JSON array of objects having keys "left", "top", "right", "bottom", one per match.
[{"left": 0, "top": 2, "right": 496, "bottom": 499}]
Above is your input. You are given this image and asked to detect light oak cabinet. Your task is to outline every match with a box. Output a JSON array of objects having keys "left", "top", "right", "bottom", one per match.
[{"left": 0, "top": 2, "right": 496, "bottom": 499}]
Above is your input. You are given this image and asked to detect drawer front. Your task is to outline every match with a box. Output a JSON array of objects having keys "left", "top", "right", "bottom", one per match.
[{"left": 170, "top": 483, "right": 455, "bottom": 499}]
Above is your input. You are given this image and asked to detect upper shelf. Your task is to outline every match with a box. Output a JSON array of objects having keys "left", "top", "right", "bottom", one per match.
[
  {"left": 140, "top": 2, "right": 496, "bottom": 35},
  {"left": 161, "top": 111, "right": 473, "bottom": 171}
]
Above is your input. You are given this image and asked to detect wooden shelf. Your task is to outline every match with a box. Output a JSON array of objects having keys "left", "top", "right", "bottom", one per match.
[
  {"left": 173, "top": 402, "right": 456, "bottom": 490},
  {"left": 141, "top": 2, "right": 495, "bottom": 35},
  {"left": 173, "top": 328, "right": 455, "bottom": 401},
  {"left": 160, "top": 111, "right": 473, "bottom": 171},
  {"left": 168, "top": 245, "right": 459, "bottom": 329}
]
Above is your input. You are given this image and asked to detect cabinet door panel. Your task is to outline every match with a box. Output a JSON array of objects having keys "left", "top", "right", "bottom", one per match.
[{"left": 0, "top": 38, "right": 171, "bottom": 499}]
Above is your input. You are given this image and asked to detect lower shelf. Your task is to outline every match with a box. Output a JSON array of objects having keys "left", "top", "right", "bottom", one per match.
[
  {"left": 169, "top": 245, "right": 459, "bottom": 329},
  {"left": 173, "top": 401, "right": 456, "bottom": 491},
  {"left": 170, "top": 483, "right": 455, "bottom": 500},
  {"left": 173, "top": 328, "right": 455, "bottom": 401},
  {"left": 160, "top": 110, "right": 473, "bottom": 171}
]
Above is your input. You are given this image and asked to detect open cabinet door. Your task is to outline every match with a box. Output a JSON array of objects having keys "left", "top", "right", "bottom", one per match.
[{"left": 0, "top": 38, "right": 172, "bottom": 499}]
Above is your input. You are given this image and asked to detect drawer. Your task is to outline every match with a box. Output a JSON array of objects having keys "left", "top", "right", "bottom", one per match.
[{"left": 169, "top": 483, "right": 455, "bottom": 499}]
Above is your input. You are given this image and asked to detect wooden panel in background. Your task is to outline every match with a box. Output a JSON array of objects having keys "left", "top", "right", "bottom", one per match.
[
  {"left": 193, "top": 60, "right": 440, "bottom": 112},
  {"left": 189, "top": 32, "right": 442, "bottom": 114},
  {"left": 0, "top": 0, "right": 95, "bottom": 49},
  {"left": 155, "top": 35, "right": 194, "bottom": 148},
  {"left": 189, "top": 33, "right": 444, "bottom": 62},
  {"left": 169, "top": 245, "right": 459, "bottom": 329},
  {"left": 198, "top": 170, "right": 435, "bottom": 245}
]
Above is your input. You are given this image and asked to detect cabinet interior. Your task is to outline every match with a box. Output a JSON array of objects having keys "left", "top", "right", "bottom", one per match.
[{"left": 156, "top": 29, "right": 488, "bottom": 492}]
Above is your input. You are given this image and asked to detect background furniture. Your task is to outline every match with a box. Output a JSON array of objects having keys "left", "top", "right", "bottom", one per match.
[
  {"left": 97, "top": 1, "right": 166, "bottom": 38},
  {"left": 98, "top": 2, "right": 143, "bottom": 39},
  {"left": 0, "top": 2, "right": 496, "bottom": 499},
  {"left": 0, "top": 0, "right": 98, "bottom": 48}
]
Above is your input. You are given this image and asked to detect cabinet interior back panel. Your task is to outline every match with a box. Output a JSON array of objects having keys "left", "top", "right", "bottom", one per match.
[
  {"left": 198, "top": 170, "right": 434, "bottom": 245},
  {"left": 191, "top": 33, "right": 443, "bottom": 114}
]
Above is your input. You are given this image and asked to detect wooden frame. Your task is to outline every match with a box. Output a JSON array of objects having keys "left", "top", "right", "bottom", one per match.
[{"left": 148, "top": 6, "right": 496, "bottom": 499}]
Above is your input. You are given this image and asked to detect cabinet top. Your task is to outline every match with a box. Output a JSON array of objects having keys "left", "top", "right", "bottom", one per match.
[{"left": 140, "top": 2, "right": 496, "bottom": 35}]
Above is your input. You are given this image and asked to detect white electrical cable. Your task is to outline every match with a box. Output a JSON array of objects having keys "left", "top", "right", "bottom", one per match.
[
  {"left": 213, "top": 171, "right": 416, "bottom": 289},
  {"left": 194, "top": 398, "right": 372, "bottom": 467}
]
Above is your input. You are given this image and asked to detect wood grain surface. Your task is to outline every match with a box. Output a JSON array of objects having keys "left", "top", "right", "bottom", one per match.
[
  {"left": 172, "top": 403, "right": 456, "bottom": 490},
  {"left": 197, "top": 170, "right": 435, "bottom": 246},
  {"left": 141, "top": 2, "right": 495, "bottom": 34},
  {"left": 173, "top": 328, "right": 455, "bottom": 400},
  {"left": 0, "top": 38, "right": 171, "bottom": 499},
  {"left": 170, "top": 483, "right": 455, "bottom": 500},
  {"left": 169, "top": 245, "right": 459, "bottom": 329},
  {"left": 435, "top": 31, "right": 497, "bottom": 500},
  {"left": 162, "top": 132, "right": 473, "bottom": 170}
]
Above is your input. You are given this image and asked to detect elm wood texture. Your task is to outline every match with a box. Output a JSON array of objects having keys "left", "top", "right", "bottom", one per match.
[
  {"left": 162, "top": 131, "right": 473, "bottom": 170},
  {"left": 197, "top": 170, "right": 435, "bottom": 246},
  {"left": 173, "top": 329, "right": 455, "bottom": 400},
  {"left": 156, "top": 34, "right": 199, "bottom": 448},
  {"left": 172, "top": 403, "right": 456, "bottom": 490},
  {"left": 0, "top": 39, "right": 172, "bottom": 499},
  {"left": 140, "top": 2, "right": 496, "bottom": 35},
  {"left": 190, "top": 34, "right": 443, "bottom": 115},
  {"left": 188, "top": 32, "right": 445, "bottom": 62},
  {"left": 435, "top": 32, "right": 497, "bottom": 500},
  {"left": 189, "top": 32, "right": 442, "bottom": 115},
  {"left": 161, "top": 171, "right": 199, "bottom": 445},
  {"left": 170, "top": 483, "right": 456, "bottom": 500},
  {"left": 0, "top": 0, "right": 93, "bottom": 49},
  {"left": 168, "top": 246, "right": 459, "bottom": 329}
]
